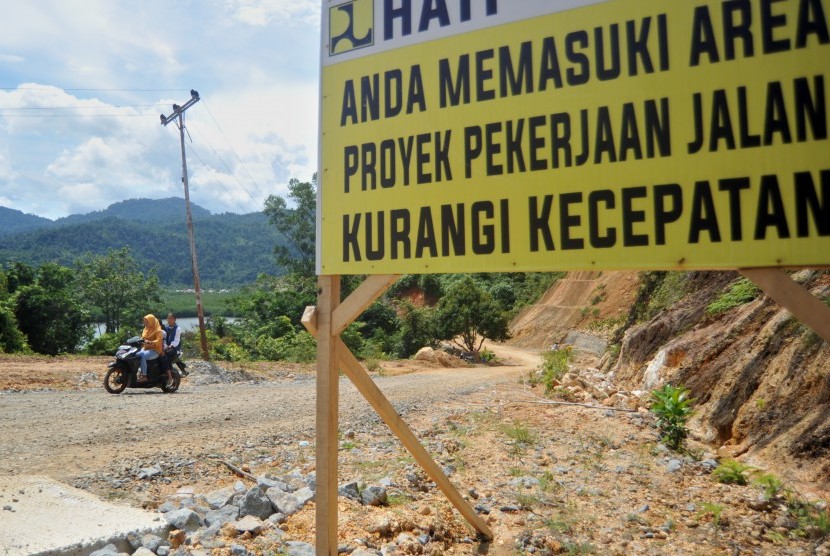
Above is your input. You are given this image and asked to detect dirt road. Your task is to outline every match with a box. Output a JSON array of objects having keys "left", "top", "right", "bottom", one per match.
[{"left": 0, "top": 345, "right": 538, "bottom": 482}]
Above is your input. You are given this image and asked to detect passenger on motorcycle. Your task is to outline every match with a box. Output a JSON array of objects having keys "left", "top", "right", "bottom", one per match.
[
  {"left": 164, "top": 312, "right": 187, "bottom": 375},
  {"left": 137, "top": 314, "right": 163, "bottom": 383}
]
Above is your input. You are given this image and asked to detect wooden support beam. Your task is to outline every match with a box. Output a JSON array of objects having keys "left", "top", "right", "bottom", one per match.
[
  {"left": 332, "top": 274, "right": 400, "bottom": 336},
  {"left": 739, "top": 268, "right": 830, "bottom": 343},
  {"left": 303, "top": 306, "right": 493, "bottom": 540},
  {"left": 314, "top": 276, "right": 341, "bottom": 555}
]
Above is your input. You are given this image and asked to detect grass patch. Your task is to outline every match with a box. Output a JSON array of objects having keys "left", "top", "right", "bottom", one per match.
[
  {"left": 386, "top": 492, "right": 414, "bottom": 506},
  {"left": 508, "top": 467, "right": 525, "bottom": 477},
  {"left": 753, "top": 473, "right": 784, "bottom": 500},
  {"left": 706, "top": 278, "right": 761, "bottom": 316},
  {"left": 545, "top": 517, "right": 573, "bottom": 534},
  {"left": 697, "top": 502, "right": 726, "bottom": 528},
  {"left": 516, "top": 492, "right": 540, "bottom": 509},
  {"left": 563, "top": 541, "right": 596, "bottom": 555},
  {"left": 161, "top": 289, "right": 239, "bottom": 317},
  {"left": 538, "top": 471, "right": 561, "bottom": 493},
  {"left": 501, "top": 421, "right": 536, "bottom": 446},
  {"left": 501, "top": 421, "right": 537, "bottom": 458},
  {"left": 712, "top": 459, "right": 755, "bottom": 485},
  {"left": 646, "top": 271, "right": 689, "bottom": 319}
]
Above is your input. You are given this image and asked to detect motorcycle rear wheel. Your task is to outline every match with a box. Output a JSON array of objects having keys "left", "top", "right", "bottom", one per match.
[
  {"left": 161, "top": 374, "right": 180, "bottom": 393},
  {"left": 103, "top": 367, "right": 128, "bottom": 394}
]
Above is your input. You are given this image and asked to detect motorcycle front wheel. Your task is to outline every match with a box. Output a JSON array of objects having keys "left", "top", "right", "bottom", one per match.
[
  {"left": 103, "top": 367, "right": 128, "bottom": 394},
  {"left": 161, "top": 374, "right": 180, "bottom": 394}
]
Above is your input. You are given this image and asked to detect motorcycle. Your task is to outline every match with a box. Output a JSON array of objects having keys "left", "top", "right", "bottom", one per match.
[{"left": 103, "top": 336, "right": 181, "bottom": 394}]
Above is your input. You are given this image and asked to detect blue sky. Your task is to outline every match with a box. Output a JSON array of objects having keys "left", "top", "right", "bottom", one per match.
[{"left": 0, "top": 0, "right": 321, "bottom": 219}]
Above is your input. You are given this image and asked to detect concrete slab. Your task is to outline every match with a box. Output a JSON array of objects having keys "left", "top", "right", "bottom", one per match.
[{"left": 0, "top": 475, "right": 169, "bottom": 555}]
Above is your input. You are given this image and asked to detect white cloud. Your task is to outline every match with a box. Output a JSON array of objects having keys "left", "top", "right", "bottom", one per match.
[
  {"left": 0, "top": 2, "right": 183, "bottom": 88},
  {"left": 0, "top": 150, "right": 13, "bottom": 180},
  {"left": 227, "top": 0, "right": 320, "bottom": 26},
  {"left": 0, "top": 0, "right": 322, "bottom": 218},
  {"left": 0, "top": 53, "right": 24, "bottom": 63},
  {"left": 181, "top": 81, "right": 319, "bottom": 211},
  {"left": 0, "top": 80, "right": 319, "bottom": 217}
]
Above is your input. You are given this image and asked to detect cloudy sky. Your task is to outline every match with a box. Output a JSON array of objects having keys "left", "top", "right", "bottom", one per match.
[{"left": 0, "top": 0, "right": 320, "bottom": 219}]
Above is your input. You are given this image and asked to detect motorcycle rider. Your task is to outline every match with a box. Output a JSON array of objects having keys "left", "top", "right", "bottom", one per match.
[
  {"left": 136, "top": 314, "right": 164, "bottom": 384},
  {"left": 164, "top": 312, "right": 188, "bottom": 376}
]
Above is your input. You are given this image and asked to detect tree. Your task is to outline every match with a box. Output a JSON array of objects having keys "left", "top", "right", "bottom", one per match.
[
  {"left": 74, "top": 247, "right": 161, "bottom": 334},
  {"left": 395, "top": 300, "right": 436, "bottom": 358},
  {"left": 5, "top": 262, "right": 35, "bottom": 294},
  {"left": 263, "top": 176, "right": 316, "bottom": 288},
  {"left": 0, "top": 269, "right": 28, "bottom": 353},
  {"left": 434, "top": 275, "right": 510, "bottom": 352},
  {"left": 13, "top": 263, "right": 90, "bottom": 355}
]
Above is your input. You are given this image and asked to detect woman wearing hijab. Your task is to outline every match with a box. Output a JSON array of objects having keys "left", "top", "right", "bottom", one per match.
[{"left": 137, "top": 314, "right": 168, "bottom": 385}]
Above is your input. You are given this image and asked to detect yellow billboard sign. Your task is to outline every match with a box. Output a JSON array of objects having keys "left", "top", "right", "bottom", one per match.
[{"left": 319, "top": 0, "right": 830, "bottom": 274}]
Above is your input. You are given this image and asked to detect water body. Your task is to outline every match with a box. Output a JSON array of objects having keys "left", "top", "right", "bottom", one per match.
[{"left": 93, "top": 316, "right": 236, "bottom": 337}]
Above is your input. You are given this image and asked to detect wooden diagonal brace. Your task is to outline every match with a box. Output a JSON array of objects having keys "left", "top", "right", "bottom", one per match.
[
  {"left": 302, "top": 306, "right": 493, "bottom": 540},
  {"left": 739, "top": 268, "right": 830, "bottom": 343},
  {"left": 332, "top": 274, "right": 400, "bottom": 336}
]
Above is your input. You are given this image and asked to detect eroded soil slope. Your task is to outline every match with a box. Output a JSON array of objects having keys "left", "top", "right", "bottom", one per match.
[{"left": 512, "top": 269, "right": 830, "bottom": 497}]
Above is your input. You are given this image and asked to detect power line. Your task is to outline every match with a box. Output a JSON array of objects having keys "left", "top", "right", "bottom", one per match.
[
  {"left": 0, "top": 104, "right": 168, "bottom": 110},
  {"left": 200, "top": 100, "right": 268, "bottom": 199},
  {"left": 0, "top": 86, "right": 191, "bottom": 92},
  {"left": 186, "top": 143, "right": 257, "bottom": 214},
  {"left": 0, "top": 113, "right": 154, "bottom": 118},
  {"left": 185, "top": 119, "right": 263, "bottom": 209}
]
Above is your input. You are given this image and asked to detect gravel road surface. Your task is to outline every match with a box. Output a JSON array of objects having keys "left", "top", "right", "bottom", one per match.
[{"left": 0, "top": 348, "right": 535, "bottom": 482}]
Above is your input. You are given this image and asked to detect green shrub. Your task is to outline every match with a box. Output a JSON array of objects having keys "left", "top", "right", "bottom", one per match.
[
  {"left": 706, "top": 278, "right": 761, "bottom": 316},
  {"left": 753, "top": 473, "right": 784, "bottom": 500},
  {"left": 697, "top": 502, "right": 725, "bottom": 528},
  {"left": 480, "top": 348, "right": 496, "bottom": 363},
  {"left": 211, "top": 338, "right": 249, "bottom": 362},
  {"left": 252, "top": 330, "right": 316, "bottom": 362},
  {"left": 83, "top": 332, "right": 123, "bottom": 356},
  {"left": 540, "top": 347, "right": 574, "bottom": 395},
  {"left": 526, "top": 369, "right": 541, "bottom": 387},
  {"left": 364, "top": 358, "right": 382, "bottom": 374},
  {"left": 712, "top": 459, "right": 754, "bottom": 485},
  {"left": 649, "top": 384, "right": 694, "bottom": 451},
  {"left": 802, "top": 508, "right": 830, "bottom": 539},
  {"left": 645, "top": 271, "right": 689, "bottom": 319}
]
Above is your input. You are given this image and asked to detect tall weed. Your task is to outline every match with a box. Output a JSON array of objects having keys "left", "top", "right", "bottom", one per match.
[
  {"left": 649, "top": 384, "right": 694, "bottom": 451},
  {"left": 540, "top": 346, "right": 574, "bottom": 395}
]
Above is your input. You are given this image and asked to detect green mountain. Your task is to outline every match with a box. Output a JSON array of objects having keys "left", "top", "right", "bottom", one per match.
[
  {"left": 0, "top": 199, "right": 287, "bottom": 287},
  {"left": 55, "top": 197, "right": 212, "bottom": 226},
  {"left": 0, "top": 206, "right": 54, "bottom": 236}
]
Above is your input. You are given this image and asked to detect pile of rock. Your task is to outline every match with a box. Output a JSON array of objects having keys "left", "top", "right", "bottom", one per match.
[
  {"left": 184, "top": 362, "right": 263, "bottom": 386},
  {"left": 90, "top": 470, "right": 392, "bottom": 555}
]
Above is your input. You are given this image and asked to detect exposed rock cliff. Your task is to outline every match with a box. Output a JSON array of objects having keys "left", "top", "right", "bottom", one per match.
[{"left": 511, "top": 269, "right": 830, "bottom": 495}]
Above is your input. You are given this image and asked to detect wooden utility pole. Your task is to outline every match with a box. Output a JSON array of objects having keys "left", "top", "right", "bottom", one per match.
[{"left": 161, "top": 90, "right": 210, "bottom": 361}]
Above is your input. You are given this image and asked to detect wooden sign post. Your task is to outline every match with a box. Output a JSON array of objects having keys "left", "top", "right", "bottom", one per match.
[
  {"left": 303, "top": 275, "right": 493, "bottom": 555},
  {"left": 314, "top": 0, "right": 830, "bottom": 552}
]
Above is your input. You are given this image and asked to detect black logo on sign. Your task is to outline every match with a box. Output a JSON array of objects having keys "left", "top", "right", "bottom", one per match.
[{"left": 330, "top": 0, "right": 374, "bottom": 55}]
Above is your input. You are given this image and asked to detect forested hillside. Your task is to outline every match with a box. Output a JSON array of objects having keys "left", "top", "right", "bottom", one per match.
[
  {"left": 0, "top": 199, "right": 286, "bottom": 286},
  {"left": 0, "top": 207, "right": 53, "bottom": 236}
]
